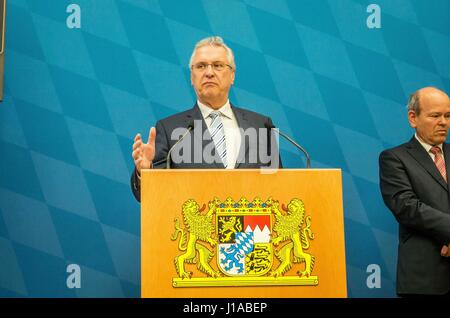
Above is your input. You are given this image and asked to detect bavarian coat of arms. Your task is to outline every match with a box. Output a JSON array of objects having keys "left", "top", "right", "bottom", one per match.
[{"left": 171, "top": 197, "right": 317, "bottom": 287}]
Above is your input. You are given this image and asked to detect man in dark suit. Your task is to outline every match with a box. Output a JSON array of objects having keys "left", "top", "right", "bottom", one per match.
[
  {"left": 379, "top": 87, "right": 450, "bottom": 296},
  {"left": 131, "top": 36, "right": 280, "bottom": 202}
]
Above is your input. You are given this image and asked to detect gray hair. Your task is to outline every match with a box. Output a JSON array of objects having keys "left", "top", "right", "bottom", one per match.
[
  {"left": 189, "top": 36, "right": 236, "bottom": 70},
  {"left": 407, "top": 91, "right": 421, "bottom": 115}
]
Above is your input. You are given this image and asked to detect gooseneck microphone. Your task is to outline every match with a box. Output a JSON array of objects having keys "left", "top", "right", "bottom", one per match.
[
  {"left": 265, "top": 123, "right": 311, "bottom": 168},
  {"left": 151, "top": 121, "right": 194, "bottom": 169}
]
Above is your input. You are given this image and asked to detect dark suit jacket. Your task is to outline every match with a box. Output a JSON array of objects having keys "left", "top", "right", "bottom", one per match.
[
  {"left": 131, "top": 103, "right": 281, "bottom": 202},
  {"left": 379, "top": 136, "right": 450, "bottom": 295}
]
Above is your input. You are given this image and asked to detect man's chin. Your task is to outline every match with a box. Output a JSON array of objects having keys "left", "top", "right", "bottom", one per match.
[
  {"left": 200, "top": 91, "right": 220, "bottom": 100},
  {"left": 432, "top": 137, "right": 447, "bottom": 145}
]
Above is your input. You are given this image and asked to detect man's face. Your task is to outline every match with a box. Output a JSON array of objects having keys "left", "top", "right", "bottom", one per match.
[
  {"left": 190, "top": 45, "right": 235, "bottom": 108},
  {"left": 408, "top": 91, "right": 450, "bottom": 145}
]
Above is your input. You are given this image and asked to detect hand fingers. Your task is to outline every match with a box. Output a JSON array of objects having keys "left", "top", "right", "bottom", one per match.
[
  {"left": 136, "top": 158, "right": 150, "bottom": 170},
  {"left": 148, "top": 127, "right": 156, "bottom": 145},
  {"left": 134, "top": 133, "right": 141, "bottom": 142},
  {"left": 133, "top": 140, "right": 142, "bottom": 151},
  {"left": 135, "top": 158, "right": 142, "bottom": 172},
  {"left": 132, "top": 149, "right": 141, "bottom": 161},
  {"left": 441, "top": 245, "right": 449, "bottom": 257}
]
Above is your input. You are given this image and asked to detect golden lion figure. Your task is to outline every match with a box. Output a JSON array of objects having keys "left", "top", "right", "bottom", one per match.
[
  {"left": 171, "top": 198, "right": 221, "bottom": 279},
  {"left": 218, "top": 216, "right": 242, "bottom": 243},
  {"left": 270, "top": 198, "right": 315, "bottom": 277}
]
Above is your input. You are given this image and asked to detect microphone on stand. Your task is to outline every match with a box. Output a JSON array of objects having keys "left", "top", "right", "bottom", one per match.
[
  {"left": 152, "top": 121, "right": 195, "bottom": 168},
  {"left": 265, "top": 123, "right": 311, "bottom": 168}
]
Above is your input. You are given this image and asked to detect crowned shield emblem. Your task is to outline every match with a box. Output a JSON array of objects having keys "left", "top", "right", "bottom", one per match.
[
  {"left": 171, "top": 197, "right": 318, "bottom": 287},
  {"left": 216, "top": 198, "right": 273, "bottom": 276}
]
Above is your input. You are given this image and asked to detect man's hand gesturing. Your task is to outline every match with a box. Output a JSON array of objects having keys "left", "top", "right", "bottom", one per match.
[{"left": 132, "top": 127, "right": 156, "bottom": 175}]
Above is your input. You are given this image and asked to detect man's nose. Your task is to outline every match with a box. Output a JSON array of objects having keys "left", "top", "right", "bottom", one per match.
[
  {"left": 438, "top": 116, "right": 448, "bottom": 126},
  {"left": 204, "top": 65, "right": 215, "bottom": 76}
]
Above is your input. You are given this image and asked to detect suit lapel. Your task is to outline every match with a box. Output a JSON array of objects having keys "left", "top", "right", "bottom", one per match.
[
  {"left": 406, "top": 137, "right": 448, "bottom": 191},
  {"left": 233, "top": 105, "right": 252, "bottom": 168}
]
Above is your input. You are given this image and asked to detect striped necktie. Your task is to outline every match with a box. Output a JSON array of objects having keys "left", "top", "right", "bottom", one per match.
[
  {"left": 209, "top": 111, "right": 227, "bottom": 168},
  {"left": 430, "top": 146, "right": 447, "bottom": 182}
]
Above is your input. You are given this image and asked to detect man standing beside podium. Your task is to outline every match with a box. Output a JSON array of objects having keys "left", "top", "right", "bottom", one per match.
[
  {"left": 379, "top": 87, "right": 450, "bottom": 296},
  {"left": 131, "top": 36, "right": 280, "bottom": 202}
]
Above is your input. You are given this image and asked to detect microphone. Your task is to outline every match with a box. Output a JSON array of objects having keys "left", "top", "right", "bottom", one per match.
[
  {"left": 152, "top": 121, "right": 194, "bottom": 168},
  {"left": 265, "top": 123, "right": 311, "bottom": 168}
]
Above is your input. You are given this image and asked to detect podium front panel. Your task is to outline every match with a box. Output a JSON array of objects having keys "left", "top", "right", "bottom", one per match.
[{"left": 141, "top": 169, "right": 346, "bottom": 298}]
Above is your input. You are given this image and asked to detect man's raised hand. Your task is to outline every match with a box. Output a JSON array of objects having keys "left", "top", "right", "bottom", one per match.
[{"left": 132, "top": 127, "right": 156, "bottom": 174}]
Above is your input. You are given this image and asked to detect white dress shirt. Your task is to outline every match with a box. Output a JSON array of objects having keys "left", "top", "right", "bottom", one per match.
[
  {"left": 415, "top": 133, "right": 445, "bottom": 164},
  {"left": 197, "top": 100, "right": 241, "bottom": 169}
]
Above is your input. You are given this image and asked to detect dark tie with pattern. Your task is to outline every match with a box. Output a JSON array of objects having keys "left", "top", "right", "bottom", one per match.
[{"left": 430, "top": 146, "right": 447, "bottom": 182}]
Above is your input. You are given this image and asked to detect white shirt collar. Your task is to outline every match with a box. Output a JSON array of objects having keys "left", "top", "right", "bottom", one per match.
[
  {"left": 415, "top": 133, "right": 443, "bottom": 153},
  {"left": 197, "top": 100, "right": 233, "bottom": 120}
]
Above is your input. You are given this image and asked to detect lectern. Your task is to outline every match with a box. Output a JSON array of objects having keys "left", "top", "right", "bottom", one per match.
[{"left": 141, "top": 169, "right": 347, "bottom": 298}]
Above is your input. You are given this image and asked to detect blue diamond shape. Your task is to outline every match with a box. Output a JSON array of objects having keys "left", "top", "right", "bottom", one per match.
[
  {"left": 382, "top": 15, "right": 436, "bottom": 73},
  {"left": 0, "top": 141, "right": 44, "bottom": 201},
  {"left": 296, "top": 25, "right": 359, "bottom": 88},
  {"left": 31, "top": 152, "right": 98, "bottom": 221},
  {"left": 248, "top": 7, "right": 309, "bottom": 68},
  {"left": 26, "top": 0, "right": 69, "bottom": 24},
  {"left": 422, "top": 28, "right": 450, "bottom": 79},
  {"left": 50, "top": 66, "right": 114, "bottom": 131},
  {"left": 333, "top": 125, "right": 383, "bottom": 183},
  {"left": 116, "top": 1, "right": 179, "bottom": 64},
  {"left": 102, "top": 224, "right": 139, "bottom": 285},
  {"left": 262, "top": 57, "right": 329, "bottom": 120},
  {"left": 0, "top": 189, "right": 63, "bottom": 257},
  {"left": 159, "top": 0, "right": 212, "bottom": 32},
  {"left": 0, "top": 237, "right": 27, "bottom": 296},
  {"left": 343, "top": 218, "right": 389, "bottom": 270},
  {"left": 353, "top": 176, "right": 397, "bottom": 235},
  {"left": 83, "top": 33, "right": 147, "bottom": 98},
  {"left": 411, "top": 0, "right": 450, "bottom": 37},
  {"left": 100, "top": 84, "right": 156, "bottom": 140},
  {"left": 7, "top": 51, "right": 61, "bottom": 113},
  {"left": 8, "top": 4, "right": 44, "bottom": 60},
  {"left": 284, "top": 107, "right": 349, "bottom": 171},
  {"left": 84, "top": 171, "right": 139, "bottom": 235},
  {"left": 49, "top": 207, "right": 116, "bottom": 275},
  {"left": 133, "top": 52, "right": 193, "bottom": 110},
  {"left": 286, "top": 0, "right": 340, "bottom": 37},
  {"left": 66, "top": 118, "right": 129, "bottom": 184},
  {"left": 0, "top": 94, "right": 28, "bottom": 148},
  {"left": 74, "top": 266, "right": 124, "bottom": 297},
  {"left": 328, "top": 0, "right": 388, "bottom": 56},
  {"left": 32, "top": 14, "right": 96, "bottom": 79},
  {"left": 14, "top": 99, "right": 79, "bottom": 166},
  {"left": 316, "top": 75, "right": 378, "bottom": 138},
  {"left": 244, "top": 0, "right": 292, "bottom": 20},
  {"left": 232, "top": 43, "right": 277, "bottom": 100},
  {"left": 203, "top": 0, "right": 260, "bottom": 51},
  {"left": 346, "top": 43, "right": 405, "bottom": 104},
  {"left": 13, "top": 243, "right": 75, "bottom": 297}
]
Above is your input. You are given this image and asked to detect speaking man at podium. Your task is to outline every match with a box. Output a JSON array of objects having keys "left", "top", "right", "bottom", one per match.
[
  {"left": 379, "top": 87, "right": 450, "bottom": 297},
  {"left": 130, "top": 36, "right": 281, "bottom": 202}
]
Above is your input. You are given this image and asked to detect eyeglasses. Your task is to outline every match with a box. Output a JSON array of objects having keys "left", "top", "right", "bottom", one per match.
[{"left": 191, "top": 62, "right": 233, "bottom": 72}]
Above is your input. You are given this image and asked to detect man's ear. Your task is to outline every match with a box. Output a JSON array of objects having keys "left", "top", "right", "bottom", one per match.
[{"left": 408, "top": 110, "right": 417, "bottom": 128}]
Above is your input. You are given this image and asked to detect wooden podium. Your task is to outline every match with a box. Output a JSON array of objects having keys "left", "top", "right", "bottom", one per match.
[{"left": 141, "top": 169, "right": 347, "bottom": 298}]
